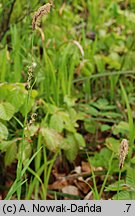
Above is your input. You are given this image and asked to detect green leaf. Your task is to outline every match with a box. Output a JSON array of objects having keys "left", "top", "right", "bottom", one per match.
[
  {"left": 74, "top": 132, "right": 86, "bottom": 147},
  {"left": 7, "top": 88, "right": 26, "bottom": 112},
  {"left": 64, "top": 133, "right": 79, "bottom": 162},
  {"left": 24, "top": 125, "right": 39, "bottom": 137},
  {"left": 64, "top": 95, "right": 76, "bottom": 107},
  {"left": 0, "top": 102, "right": 15, "bottom": 120},
  {"left": 92, "top": 98, "right": 109, "bottom": 110},
  {"left": 44, "top": 102, "right": 59, "bottom": 114},
  {"left": 90, "top": 147, "right": 118, "bottom": 172},
  {"left": 0, "top": 122, "right": 8, "bottom": 140},
  {"left": 84, "top": 120, "right": 97, "bottom": 134},
  {"left": 100, "top": 111, "right": 121, "bottom": 118},
  {"left": 94, "top": 54, "right": 105, "bottom": 73},
  {"left": 100, "top": 124, "right": 111, "bottom": 132},
  {"left": 18, "top": 141, "right": 32, "bottom": 164},
  {"left": 0, "top": 83, "right": 27, "bottom": 112},
  {"left": 50, "top": 113, "right": 64, "bottom": 133},
  {"left": 131, "top": 157, "right": 135, "bottom": 164},
  {"left": 5, "top": 142, "right": 17, "bottom": 166},
  {"left": 82, "top": 105, "right": 99, "bottom": 116},
  {"left": 90, "top": 148, "right": 112, "bottom": 168},
  {"left": 105, "top": 137, "right": 120, "bottom": 155},
  {"left": 91, "top": 99, "right": 117, "bottom": 111},
  {"left": 103, "top": 54, "right": 121, "bottom": 70},
  {"left": 105, "top": 180, "right": 125, "bottom": 191},
  {"left": 20, "top": 90, "right": 37, "bottom": 116},
  {"left": 113, "top": 191, "right": 135, "bottom": 200},
  {"left": 126, "top": 167, "right": 135, "bottom": 189},
  {"left": 0, "top": 83, "right": 9, "bottom": 100},
  {"left": 63, "top": 111, "right": 77, "bottom": 132},
  {"left": 112, "top": 121, "right": 129, "bottom": 136},
  {"left": 118, "top": 9, "right": 135, "bottom": 24},
  {"left": 0, "top": 140, "right": 15, "bottom": 151},
  {"left": 41, "top": 128, "right": 65, "bottom": 152}
]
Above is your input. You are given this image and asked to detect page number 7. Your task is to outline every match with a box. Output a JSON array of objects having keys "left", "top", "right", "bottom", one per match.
[{"left": 125, "top": 204, "right": 131, "bottom": 212}]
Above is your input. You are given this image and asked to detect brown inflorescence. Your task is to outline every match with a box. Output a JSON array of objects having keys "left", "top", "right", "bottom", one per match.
[
  {"left": 32, "top": 3, "right": 52, "bottom": 30},
  {"left": 119, "top": 139, "right": 128, "bottom": 169}
]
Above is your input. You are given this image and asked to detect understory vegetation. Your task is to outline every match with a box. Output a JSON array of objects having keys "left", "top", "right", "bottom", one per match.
[{"left": 0, "top": 0, "right": 135, "bottom": 200}]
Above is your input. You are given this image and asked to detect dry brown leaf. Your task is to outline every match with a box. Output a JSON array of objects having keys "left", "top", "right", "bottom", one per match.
[
  {"left": 48, "top": 179, "right": 68, "bottom": 190},
  {"left": 74, "top": 179, "right": 90, "bottom": 194},
  {"left": 84, "top": 191, "right": 93, "bottom": 200},
  {"left": 81, "top": 161, "right": 91, "bottom": 173},
  {"left": 72, "top": 166, "right": 81, "bottom": 174},
  {"left": 62, "top": 185, "right": 79, "bottom": 196}
]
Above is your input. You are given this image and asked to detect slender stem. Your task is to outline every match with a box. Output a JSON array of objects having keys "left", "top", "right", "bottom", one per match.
[
  {"left": 73, "top": 70, "right": 135, "bottom": 83},
  {"left": 99, "top": 152, "right": 114, "bottom": 199},
  {"left": 87, "top": 153, "right": 99, "bottom": 200},
  {"left": 117, "top": 170, "right": 122, "bottom": 200},
  {"left": 16, "top": 89, "right": 30, "bottom": 199},
  {"left": 34, "top": 133, "right": 42, "bottom": 199},
  {"left": 91, "top": 167, "right": 99, "bottom": 200},
  {"left": 44, "top": 151, "right": 59, "bottom": 199}
]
